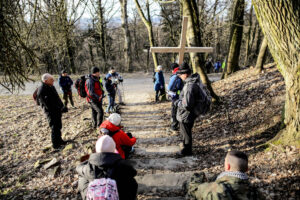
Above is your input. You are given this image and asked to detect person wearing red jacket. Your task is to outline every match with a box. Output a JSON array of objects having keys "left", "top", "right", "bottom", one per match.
[
  {"left": 100, "top": 113, "right": 136, "bottom": 159},
  {"left": 85, "top": 67, "right": 104, "bottom": 128}
]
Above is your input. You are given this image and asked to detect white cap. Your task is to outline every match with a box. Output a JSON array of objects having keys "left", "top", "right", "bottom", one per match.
[
  {"left": 95, "top": 135, "right": 116, "bottom": 153},
  {"left": 108, "top": 113, "right": 121, "bottom": 126},
  {"left": 41, "top": 73, "right": 54, "bottom": 82},
  {"left": 157, "top": 65, "right": 163, "bottom": 71}
]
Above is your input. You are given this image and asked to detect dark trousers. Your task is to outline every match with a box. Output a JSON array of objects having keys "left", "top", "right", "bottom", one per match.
[
  {"left": 90, "top": 101, "right": 104, "bottom": 128},
  {"left": 171, "top": 101, "right": 179, "bottom": 129},
  {"left": 63, "top": 91, "right": 74, "bottom": 107},
  {"left": 155, "top": 89, "right": 166, "bottom": 101},
  {"left": 121, "top": 132, "right": 133, "bottom": 159},
  {"left": 179, "top": 121, "right": 194, "bottom": 154},
  {"left": 46, "top": 112, "right": 63, "bottom": 148}
]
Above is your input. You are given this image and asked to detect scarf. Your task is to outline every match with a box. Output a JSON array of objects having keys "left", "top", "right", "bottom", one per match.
[{"left": 217, "top": 171, "right": 248, "bottom": 180}]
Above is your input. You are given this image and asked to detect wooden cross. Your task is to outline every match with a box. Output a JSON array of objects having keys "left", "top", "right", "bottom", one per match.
[{"left": 150, "top": 16, "right": 213, "bottom": 65}]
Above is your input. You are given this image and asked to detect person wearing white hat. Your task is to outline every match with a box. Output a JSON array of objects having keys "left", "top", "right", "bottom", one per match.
[
  {"left": 99, "top": 113, "right": 136, "bottom": 159},
  {"left": 153, "top": 65, "right": 166, "bottom": 102},
  {"left": 76, "top": 135, "right": 138, "bottom": 200}
]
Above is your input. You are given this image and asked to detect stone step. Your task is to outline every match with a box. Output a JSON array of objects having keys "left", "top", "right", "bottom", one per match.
[
  {"left": 145, "top": 197, "right": 185, "bottom": 200},
  {"left": 136, "top": 171, "right": 197, "bottom": 194},
  {"left": 130, "top": 156, "right": 199, "bottom": 170},
  {"left": 137, "top": 136, "right": 179, "bottom": 145},
  {"left": 134, "top": 146, "right": 181, "bottom": 157}
]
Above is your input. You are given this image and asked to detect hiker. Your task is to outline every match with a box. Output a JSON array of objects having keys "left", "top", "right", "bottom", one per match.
[
  {"left": 76, "top": 135, "right": 138, "bottom": 200},
  {"left": 205, "top": 59, "right": 213, "bottom": 74},
  {"left": 104, "top": 74, "right": 116, "bottom": 113},
  {"left": 58, "top": 70, "right": 74, "bottom": 108},
  {"left": 186, "top": 150, "right": 265, "bottom": 200},
  {"left": 167, "top": 63, "right": 183, "bottom": 131},
  {"left": 214, "top": 61, "right": 221, "bottom": 73},
  {"left": 37, "top": 73, "right": 68, "bottom": 149},
  {"left": 85, "top": 67, "right": 104, "bottom": 129},
  {"left": 175, "top": 63, "right": 210, "bottom": 156},
  {"left": 100, "top": 113, "right": 136, "bottom": 159},
  {"left": 154, "top": 65, "right": 166, "bottom": 102},
  {"left": 106, "top": 67, "right": 124, "bottom": 105}
]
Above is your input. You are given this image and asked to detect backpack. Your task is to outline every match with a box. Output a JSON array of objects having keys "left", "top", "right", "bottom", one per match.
[
  {"left": 75, "top": 75, "right": 87, "bottom": 98},
  {"left": 152, "top": 72, "right": 156, "bottom": 83},
  {"left": 33, "top": 87, "right": 40, "bottom": 105},
  {"left": 86, "top": 165, "right": 119, "bottom": 200},
  {"left": 193, "top": 80, "right": 211, "bottom": 116}
]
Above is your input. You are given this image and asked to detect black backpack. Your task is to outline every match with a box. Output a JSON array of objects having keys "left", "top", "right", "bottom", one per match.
[
  {"left": 193, "top": 80, "right": 212, "bottom": 116},
  {"left": 75, "top": 75, "right": 87, "bottom": 98}
]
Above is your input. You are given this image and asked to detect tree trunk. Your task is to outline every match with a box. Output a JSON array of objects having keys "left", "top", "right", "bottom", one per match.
[
  {"left": 244, "top": 4, "right": 253, "bottom": 66},
  {"left": 253, "top": 0, "right": 300, "bottom": 145},
  {"left": 224, "top": 0, "right": 245, "bottom": 78},
  {"left": 255, "top": 36, "right": 268, "bottom": 74},
  {"left": 181, "top": 0, "right": 219, "bottom": 102},
  {"left": 119, "top": 0, "right": 132, "bottom": 72},
  {"left": 96, "top": 0, "right": 107, "bottom": 71},
  {"left": 134, "top": 0, "right": 158, "bottom": 70}
]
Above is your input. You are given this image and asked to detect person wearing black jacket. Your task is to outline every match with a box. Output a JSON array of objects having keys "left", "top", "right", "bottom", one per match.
[
  {"left": 58, "top": 70, "right": 74, "bottom": 108},
  {"left": 76, "top": 135, "right": 138, "bottom": 200},
  {"left": 104, "top": 74, "right": 116, "bottom": 113},
  {"left": 37, "top": 73, "right": 67, "bottom": 149}
]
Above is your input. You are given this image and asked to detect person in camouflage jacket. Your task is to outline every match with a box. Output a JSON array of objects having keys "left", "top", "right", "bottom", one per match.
[{"left": 186, "top": 150, "right": 265, "bottom": 200}]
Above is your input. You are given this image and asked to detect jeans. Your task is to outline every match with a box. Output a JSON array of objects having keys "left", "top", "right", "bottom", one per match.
[
  {"left": 106, "top": 94, "right": 115, "bottom": 112},
  {"left": 89, "top": 101, "right": 104, "bottom": 128}
]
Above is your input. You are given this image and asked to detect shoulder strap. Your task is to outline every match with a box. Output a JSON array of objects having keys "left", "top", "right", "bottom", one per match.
[{"left": 108, "top": 129, "right": 120, "bottom": 137}]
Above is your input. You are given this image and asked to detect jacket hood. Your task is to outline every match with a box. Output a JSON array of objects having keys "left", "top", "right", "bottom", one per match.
[
  {"left": 89, "top": 152, "right": 122, "bottom": 167},
  {"left": 184, "top": 73, "right": 201, "bottom": 84}
]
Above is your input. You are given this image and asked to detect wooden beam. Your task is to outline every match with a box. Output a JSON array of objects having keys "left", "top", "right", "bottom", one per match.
[
  {"left": 150, "top": 47, "right": 213, "bottom": 53},
  {"left": 178, "top": 17, "right": 188, "bottom": 64}
]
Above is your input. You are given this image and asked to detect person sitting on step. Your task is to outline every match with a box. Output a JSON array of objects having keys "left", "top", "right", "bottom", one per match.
[
  {"left": 99, "top": 113, "right": 136, "bottom": 159},
  {"left": 186, "top": 150, "right": 265, "bottom": 200},
  {"left": 76, "top": 135, "right": 138, "bottom": 200}
]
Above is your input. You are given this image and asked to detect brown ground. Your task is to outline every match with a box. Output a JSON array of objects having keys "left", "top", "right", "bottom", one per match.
[{"left": 0, "top": 65, "right": 299, "bottom": 199}]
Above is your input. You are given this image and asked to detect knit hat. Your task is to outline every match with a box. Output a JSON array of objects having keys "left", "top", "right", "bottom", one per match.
[
  {"left": 95, "top": 135, "right": 116, "bottom": 153},
  {"left": 170, "top": 63, "right": 179, "bottom": 70},
  {"left": 176, "top": 62, "right": 192, "bottom": 74},
  {"left": 91, "top": 67, "right": 100, "bottom": 74},
  {"left": 108, "top": 113, "right": 121, "bottom": 126},
  {"left": 157, "top": 65, "right": 163, "bottom": 71}
]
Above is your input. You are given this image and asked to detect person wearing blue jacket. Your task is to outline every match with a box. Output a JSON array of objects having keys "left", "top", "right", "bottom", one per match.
[
  {"left": 58, "top": 70, "right": 74, "bottom": 108},
  {"left": 167, "top": 63, "right": 183, "bottom": 131},
  {"left": 104, "top": 74, "right": 116, "bottom": 113},
  {"left": 154, "top": 65, "right": 166, "bottom": 102}
]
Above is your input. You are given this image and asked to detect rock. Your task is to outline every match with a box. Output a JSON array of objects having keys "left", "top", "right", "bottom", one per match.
[
  {"left": 44, "top": 158, "right": 59, "bottom": 170},
  {"left": 48, "top": 166, "right": 60, "bottom": 178}
]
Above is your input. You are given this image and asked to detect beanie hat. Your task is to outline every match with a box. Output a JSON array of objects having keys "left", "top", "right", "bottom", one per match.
[
  {"left": 95, "top": 135, "right": 116, "bottom": 153},
  {"left": 157, "top": 65, "right": 163, "bottom": 71},
  {"left": 108, "top": 113, "right": 121, "bottom": 126},
  {"left": 170, "top": 63, "right": 179, "bottom": 70},
  {"left": 176, "top": 62, "right": 192, "bottom": 75},
  {"left": 91, "top": 67, "right": 100, "bottom": 74}
]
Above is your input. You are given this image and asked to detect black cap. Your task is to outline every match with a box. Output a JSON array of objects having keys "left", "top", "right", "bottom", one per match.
[
  {"left": 91, "top": 67, "right": 100, "bottom": 74},
  {"left": 170, "top": 63, "right": 179, "bottom": 70},
  {"left": 61, "top": 69, "right": 67, "bottom": 74},
  {"left": 176, "top": 62, "right": 192, "bottom": 75}
]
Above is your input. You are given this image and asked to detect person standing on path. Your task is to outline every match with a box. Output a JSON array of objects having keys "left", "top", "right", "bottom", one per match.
[
  {"left": 37, "top": 73, "right": 67, "bottom": 149},
  {"left": 106, "top": 67, "right": 125, "bottom": 105},
  {"left": 85, "top": 67, "right": 104, "bottom": 129},
  {"left": 104, "top": 74, "right": 116, "bottom": 113},
  {"left": 175, "top": 63, "right": 205, "bottom": 156},
  {"left": 58, "top": 70, "right": 74, "bottom": 108},
  {"left": 167, "top": 63, "right": 183, "bottom": 131},
  {"left": 154, "top": 65, "right": 166, "bottom": 102}
]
